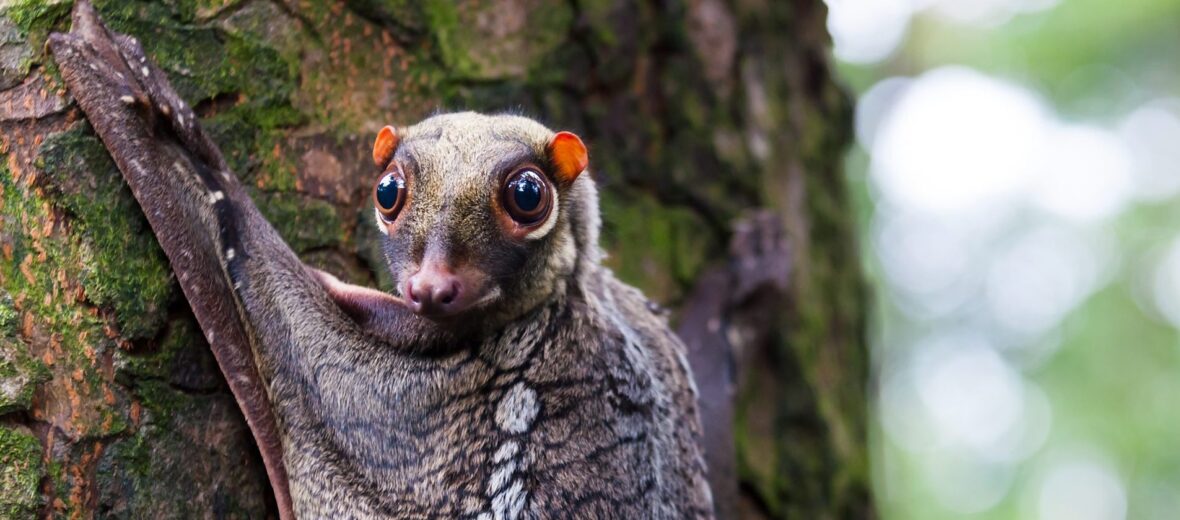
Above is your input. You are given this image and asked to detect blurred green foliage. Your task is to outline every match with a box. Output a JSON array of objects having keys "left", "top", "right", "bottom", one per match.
[{"left": 836, "top": 0, "right": 1180, "bottom": 518}]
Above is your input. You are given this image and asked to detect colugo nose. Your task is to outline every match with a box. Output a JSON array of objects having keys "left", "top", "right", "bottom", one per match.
[{"left": 405, "top": 264, "right": 463, "bottom": 316}]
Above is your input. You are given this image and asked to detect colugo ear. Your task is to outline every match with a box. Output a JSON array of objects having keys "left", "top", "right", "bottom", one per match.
[
  {"left": 373, "top": 125, "right": 400, "bottom": 168},
  {"left": 547, "top": 131, "right": 588, "bottom": 184}
]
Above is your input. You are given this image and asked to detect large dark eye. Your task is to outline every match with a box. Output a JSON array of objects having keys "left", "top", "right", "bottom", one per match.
[
  {"left": 373, "top": 167, "right": 406, "bottom": 222},
  {"left": 503, "top": 169, "right": 550, "bottom": 224}
]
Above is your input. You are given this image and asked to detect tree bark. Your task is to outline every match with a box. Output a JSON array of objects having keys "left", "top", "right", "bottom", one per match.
[{"left": 0, "top": 0, "right": 870, "bottom": 518}]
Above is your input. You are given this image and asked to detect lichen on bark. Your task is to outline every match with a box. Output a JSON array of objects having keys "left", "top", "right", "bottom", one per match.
[
  {"left": 0, "top": 425, "right": 45, "bottom": 517},
  {"left": 0, "top": 287, "right": 49, "bottom": 416},
  {"left": 37, "top": 128, "right": 175, "bottom": 341}
]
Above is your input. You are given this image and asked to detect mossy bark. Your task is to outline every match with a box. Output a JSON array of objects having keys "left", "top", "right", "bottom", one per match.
[{"left": 0, "top": 0, "right": 870, "bottom": 517}]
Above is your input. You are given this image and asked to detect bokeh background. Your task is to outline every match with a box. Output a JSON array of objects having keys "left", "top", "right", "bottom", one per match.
[{"left": 824, "top": 0, "right": 1180, "bottom": 518}]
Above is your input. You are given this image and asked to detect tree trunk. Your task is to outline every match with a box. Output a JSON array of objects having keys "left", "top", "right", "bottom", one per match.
[{"left": 0, "top": 0, "right": 870, "bottom": 518}]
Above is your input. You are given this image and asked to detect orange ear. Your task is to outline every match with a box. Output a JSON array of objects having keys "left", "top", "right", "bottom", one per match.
[
  {"left": 373, "top": 125, "right": 400, "bottom": 168},
  {"left": 547, "top": 131, "right": 588, "bottom": 184}
]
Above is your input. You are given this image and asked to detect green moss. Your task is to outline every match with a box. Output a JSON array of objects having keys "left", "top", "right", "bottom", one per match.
[
  {"left": 421, "top": 0, "right": 467, "bottom": 74},
  {"left": 1, "top": 0, "right": 71, "bottom": 46},
  {"left": 96, "top": 379, "right": 267, "bottom": 517},
  {"left": 93, "top": 1, "right": 285, "bottom": 101},
  {"left": 732, "top": 368, "right": 785, "bottom": 517},
  {"left": 0, "top": 426, "right": 45, "bottom": 518},
  {"left": 599, "top": 190, "right": 716, "bottom": 304},
  {"left": 37, "top": 128, "right": 175, "bottom": 341},
  {"left": 578, "top": 0, "right": 620, "bottom": 46},
  {"left": 0, "top": 0, "right": 70, "bottom": 89},
  {"left": 90, "top": 0, "right": 304, "bottom": 163},
  {"left": 45, "top": 458, "right": 62, "bottom": 496},
  {"left": 116, "top": 318, "right": 193, "bottom": 383},
  {"left": 0, "top": 325, "right": 51, "bottom": 415},
  {"left": 1, "top": 153, "right": 130, "bottom": 440},
  {"left": 345, "top": 0, "right": 426, "bottom": 42},
  {"left": 85, "top": 0, "right": 306, "bottom": 195},
  {"left": 0, "top": 291, "right": 15, "bottom": 335},
  {"left": 254, "top": 191, "right": 344, "bottom": 253},
  {"left": 98, "top": 430, "right": 151, "bottom": 507},
  {"left": 793, "top": 188, "right": 871, "bottom": 511},
  {"left": 279, "top": 0, "right": 440, "bottom": 130},
  {"left": 202, "top": 111, "right": 300, "bottom": 191},
  {"left": 421, "top": 0, "right": 572, "bottom": 81},
  {"left": 134, "top": 380, "right": 189, "bottom": 426},
  {"left": 202, "top": 113, "right": 263, "bottom": 178},
  {"left": 115, "top": 316, "right": 224, "bottom": 395},
  {"left": 0, "top": 18, "right": 33, "bottom": 89},
  {"left": 254, "top": 140, "right": 300, "bottom": 192}
]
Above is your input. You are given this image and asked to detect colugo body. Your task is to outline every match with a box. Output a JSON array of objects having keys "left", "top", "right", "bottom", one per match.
[
  {"left": 284, "top": 113, "right": 715, "bottom": 518},
  {"left": 47, "top": 4, "right": 713, "bottom": 517}
]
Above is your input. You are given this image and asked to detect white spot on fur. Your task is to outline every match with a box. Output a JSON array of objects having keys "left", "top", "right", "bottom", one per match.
[
  {"left": 88, "top": 63, "right": 97, "bottom": 71},
  {"left": 119, "top": 95, "right": 135, "bottom": 105},
  {"left": 486, "top": 459, "right": 516, "bottom": 496},
  {"left": 129, "top": 159, "right": 145, "bottom": 178},
  {"left": 140, "top": 66, "right": 149, "bottom": 78},
  {"left": 115, "top": 72, "right": 124, "bottom": 80},
  {"left": 209, "top": 190, "right": 224, "bottom": 204},
  {"left": 495, "top": 383, "right": 538, "bottom": 434},
  {"left": 225, "top": 248, "right": 236, "bottom": 260},
  {"left": 485, "top": 439, "right": 530, "bottom": 516},
  {"left": 523, "top": 189, "right": 559, "bottom": 240},
  {"left": 493, "top": 441, "right": 519, "bottom": 463},
  {"left": 492, "top": 480, "right": 527, "bottom": 520},
  {"left": 675, "top": 345, "right": 699, "bottom": 398},
  {"left": 177, "top": 113, "right": 185, "bottom": 127}
]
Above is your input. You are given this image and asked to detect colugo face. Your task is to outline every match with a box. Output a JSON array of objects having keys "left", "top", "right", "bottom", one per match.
[{"left": 369, "top": 113, "right": 588, "bottom": 325}]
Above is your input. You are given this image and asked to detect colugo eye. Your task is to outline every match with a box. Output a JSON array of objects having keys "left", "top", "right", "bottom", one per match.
[
  {"left": 373, "top": 166, "right": 406, "bottom": 222},
  {"left": 503, "top": 169, "right": 550, "bottom": 224}
]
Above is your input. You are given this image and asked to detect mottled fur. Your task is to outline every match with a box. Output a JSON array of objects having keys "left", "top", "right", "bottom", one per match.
[{"left": 49, "top": 4, "right": 713, "bottom": 518}]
